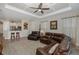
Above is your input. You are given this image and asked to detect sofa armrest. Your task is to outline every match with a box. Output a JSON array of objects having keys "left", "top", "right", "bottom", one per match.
[{"left": 36, "top": 47, "right": 50, "bottom": 55}]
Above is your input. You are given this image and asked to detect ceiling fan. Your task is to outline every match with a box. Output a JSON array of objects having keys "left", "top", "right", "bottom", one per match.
[{"left": 30, "top": 3, "right": 50, "bottom": 14}]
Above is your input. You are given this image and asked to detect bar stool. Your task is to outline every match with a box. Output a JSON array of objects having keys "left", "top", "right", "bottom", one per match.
[
  {"left": 16, "top": 32, "right": 20, "bottom": 40},
  {"left": 11, "top": 32, "right": 15, "bottom": 40}
]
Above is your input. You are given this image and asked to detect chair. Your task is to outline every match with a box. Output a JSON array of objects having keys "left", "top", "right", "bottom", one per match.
[
  {"left": 16, "top": 32, "right": 20, "bottom": 40},
  {"left": 11, "top": 32, "right": 15, "bottom": 40},
  {"left": 28, "top": 31, "right": 40, "bottom": 41}
]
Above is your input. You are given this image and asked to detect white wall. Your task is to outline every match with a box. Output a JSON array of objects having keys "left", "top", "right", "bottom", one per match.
[
  {"left": 76, "top": 18, "right": 79, "bottom": 46},
  {"left": 41, "top": 18, "right": 63, "bottom": 33},
  {"left": 30, "top": 21, "right": 40, "bottom": 32},
  {"left": 21, "top": 20, "right": 31, "bottom": 37},
  {"left": 3, "top": 21, "right": 10, "bottom": 39},
  {"left": 41, "top": 22, "right": 47, "bottom": 32},
  {"left": 62, "top": 17, "right": 79, "bottom": 46}
]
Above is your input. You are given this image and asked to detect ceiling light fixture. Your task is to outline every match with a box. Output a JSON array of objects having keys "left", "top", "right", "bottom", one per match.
[{"left": 38, "top": 9, "right": 41, "bottom": 11}]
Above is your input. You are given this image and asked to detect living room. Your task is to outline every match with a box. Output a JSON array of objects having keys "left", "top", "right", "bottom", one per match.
[{"left": 0, "top": 3, "right": 79, "bottom": 55}]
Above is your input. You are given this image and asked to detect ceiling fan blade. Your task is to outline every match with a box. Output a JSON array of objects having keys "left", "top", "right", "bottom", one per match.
[
  {"left": 38, "top": 3, "right": 42, "bottom": 8},
  {"left": 30, "top": 7, "right": 35, "bottom": 9},
  {"left": 33, "top": 10, "right": 38, "bottom": 13},
  {"left": 42, "top": 8, "right": 49, "bottom": 10},
  {"left": 30, "top": 7, "right": 38, "bottom": 9},
  {"left": 41, "top": 10, "right": 44, "bottom": 14}
]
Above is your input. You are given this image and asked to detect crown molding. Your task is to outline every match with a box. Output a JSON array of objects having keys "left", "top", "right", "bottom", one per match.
[
  {"left": 4, "top": 4, "right": 72, "bottom": 19},
  {"left": 39, "top": 7, "right": 72, "bottom": 18},
  {"left": 5, "top": 4, "right": 40, "bottom": 18}
]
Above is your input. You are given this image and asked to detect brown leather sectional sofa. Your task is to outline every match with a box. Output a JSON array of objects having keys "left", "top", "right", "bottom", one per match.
[
  {"left": 27, "top": 31, "right": 71, "bottom": 55},
  {"left": 36, "top": 32, "right": 71, "bottom": 55},
  {"left": 40, "top": 32, "right": 65, "bottom": 45}
]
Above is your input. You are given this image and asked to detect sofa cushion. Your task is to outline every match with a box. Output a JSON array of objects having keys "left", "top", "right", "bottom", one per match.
[
  {"left": 45, "top": 32, "right": 52, "bottom": 36},
  {"left": 32, "top": 31, "right": 39, "bottom": 35},
  {"left": 54, "top": 33, "right": 65, "bottom": 38},
  {"left": 40, "top": 30, "right": 45, "bottom": 36},
  {"left": 53, "top": 36, "right": 63, "bottom": 43},
  {"left": 48, "top": 43, "right": 59, "bottom": 54},
  {"left": 50, "top": 39, "right": 57, "bottom": 44}
]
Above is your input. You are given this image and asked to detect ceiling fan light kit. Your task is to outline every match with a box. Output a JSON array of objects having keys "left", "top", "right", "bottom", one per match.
[{"left": 38, "top": 9, "right": 41, "bottom": 11}]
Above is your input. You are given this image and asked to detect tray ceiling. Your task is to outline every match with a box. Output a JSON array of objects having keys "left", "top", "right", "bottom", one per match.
[
  {"left": 0, "top": 3, "right": 79, "bottom": 21},
  {"left": 7, "top": 3, "right": 69, "bottom": 16}
]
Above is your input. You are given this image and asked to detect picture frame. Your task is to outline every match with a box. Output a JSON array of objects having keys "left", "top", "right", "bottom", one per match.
[
  {"left": 23, "top": 22, "right": 28, "bottom": 30},
  {"left": 50, "top": 20, "right": 57, "bottom": 30}
]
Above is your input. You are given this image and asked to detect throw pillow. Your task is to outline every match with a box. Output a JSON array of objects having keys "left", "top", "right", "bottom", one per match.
[
  {"left": 48, "top": 43, "right": 59, "bottom": 54},
  {"left": 40, "top": 30, "right": 45, "bottom": 36}
]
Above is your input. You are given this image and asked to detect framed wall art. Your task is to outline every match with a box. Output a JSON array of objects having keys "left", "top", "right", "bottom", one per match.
[
  {"left": 23, "top": 22, "right": 28, "bottom": 30},
  {"left": 50, "top": 20, "right": 57, "bottom": 30}
]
